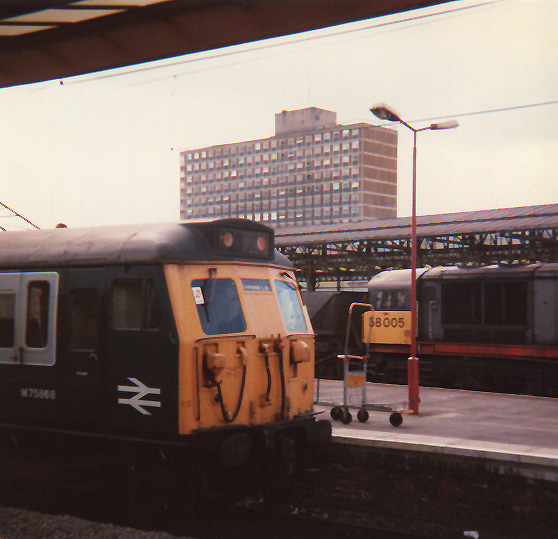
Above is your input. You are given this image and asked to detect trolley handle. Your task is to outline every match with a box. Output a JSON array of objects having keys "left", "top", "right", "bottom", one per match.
[
  {"left": 337, "top": 354, "right": 368, "bottom": 363},
  {"left": 342, "top": 302, "right": 372, "bottom": 358}
]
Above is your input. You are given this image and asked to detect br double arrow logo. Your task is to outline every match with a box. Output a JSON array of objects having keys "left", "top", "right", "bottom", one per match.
[{"left": 117, "top": 377, "right": 161, "bottom": 415}]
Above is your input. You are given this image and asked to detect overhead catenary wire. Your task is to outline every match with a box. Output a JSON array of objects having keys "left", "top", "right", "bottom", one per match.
[
  {"left": 413, "top": 100, "right": 558, "bottom": 124},
  {"left": 0, "top": 201, "right": 40, "bottom": 230}
]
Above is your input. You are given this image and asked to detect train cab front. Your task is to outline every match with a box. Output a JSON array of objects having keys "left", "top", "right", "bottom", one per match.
[{"left": 164, "top": 225, "right": 330, "bottom": 474}]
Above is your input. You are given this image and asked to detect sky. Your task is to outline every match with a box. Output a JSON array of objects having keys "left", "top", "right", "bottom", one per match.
[{"left": 1, "top": 0, "right": 557, "bottom": 230}]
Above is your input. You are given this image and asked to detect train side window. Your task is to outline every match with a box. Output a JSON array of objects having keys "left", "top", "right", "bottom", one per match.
[
  {"left": 442, "top": 282, "right": 482, "bottom": 325},
  {"left": 112, "top": 280, "right": 142, "bottom": 329},
  {"left": 503, "top": 282, "right": 527, "bottom": 325},
  {"left": 484, "top": 282, "right": 527, "bottom": 326},
  {"left": 192, "top": 278, "right": 246, "bottom": 335},
  {"left": 69, "top": 288, "right": 100, "bottom": 349},
  {"left": 26, "top": 281, "right": 50, "bottom": 348},
  {"left": 0, "top": 292, "right": 15, "bottom": 348},
  {"left": 111, "top": 279, "right": 161, "bottom": 331}
]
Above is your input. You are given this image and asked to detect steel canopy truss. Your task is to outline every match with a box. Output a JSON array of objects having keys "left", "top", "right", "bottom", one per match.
[
  {"left": 275, "top": 205, "right": 558, "bottom": 289},
  {"left": 280, "top": 238, "right": 411, "bottom": 284}
]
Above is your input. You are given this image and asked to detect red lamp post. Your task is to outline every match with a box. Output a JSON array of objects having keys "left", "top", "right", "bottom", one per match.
[{"left": 370, "top": 104, "right": 458, "bottom": 414}]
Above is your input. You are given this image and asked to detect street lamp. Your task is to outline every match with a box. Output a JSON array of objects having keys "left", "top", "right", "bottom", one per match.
[{"left": 370, "top": 104, "right": 458, "bottom": 414}]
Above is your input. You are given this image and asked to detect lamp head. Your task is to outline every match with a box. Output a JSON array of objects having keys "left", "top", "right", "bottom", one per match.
[
  {"left": 370, "top": 103, "right": 402, "bottom": 123},
  {"left": 430, "top": 119, "right": 459, "bottom": 130}
]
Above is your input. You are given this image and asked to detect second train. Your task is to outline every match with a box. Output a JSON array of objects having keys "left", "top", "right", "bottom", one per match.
[{"left": 309, "top": 263, "right": 558, "bottom": 397}]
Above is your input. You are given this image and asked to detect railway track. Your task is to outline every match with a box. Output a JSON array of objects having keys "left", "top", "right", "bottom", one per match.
[{"left": 0, "top": 499, "right": 422, "bottom": 539}]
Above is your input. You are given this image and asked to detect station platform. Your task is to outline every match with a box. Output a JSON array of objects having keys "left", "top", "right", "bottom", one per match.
[{"left": 314, "top": 380, "right": 558, "bottom": 479}]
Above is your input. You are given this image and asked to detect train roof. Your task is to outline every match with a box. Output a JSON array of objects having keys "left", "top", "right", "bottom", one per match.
[
  {"left": 420, "top": 263, "right": 558, "bottom": 280},
  {"left": 0, "top": 219, "right": 293, "bottom": 270},
  {"left": 368, "top": 263, "right": 558, "bottom": 289},
  {"left": 367, "top": 268, "right": 429, "bottom": 289}
]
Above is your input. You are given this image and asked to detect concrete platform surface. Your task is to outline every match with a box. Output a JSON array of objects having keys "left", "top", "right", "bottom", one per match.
[{"left": 314, "top": 380, "right": 558, "bottom": 471}]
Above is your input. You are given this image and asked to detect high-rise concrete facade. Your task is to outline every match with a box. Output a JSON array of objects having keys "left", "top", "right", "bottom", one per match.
[{"left": 180, "top": 107, "right": 397, "bottom": 228}]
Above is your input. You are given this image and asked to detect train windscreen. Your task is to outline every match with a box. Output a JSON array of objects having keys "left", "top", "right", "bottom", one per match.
[
  {"left": 275, "top": 280, "right": 307, "bottom": 334},
  {"left": 192, "top": 278, "right": 247, "bottom": 335}
]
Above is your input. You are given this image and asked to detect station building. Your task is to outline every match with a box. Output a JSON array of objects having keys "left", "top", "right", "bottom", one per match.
[{"left": 179, "top": 107, "right": 398, "bottom": 228}]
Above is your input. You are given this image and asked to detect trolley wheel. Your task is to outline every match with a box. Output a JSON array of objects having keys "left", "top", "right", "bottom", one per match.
[
  {"left": 330, "top": 406, "right": 342, "bottom": 421},
  {"left": 389, "top": 412, "right": 403, "bottom": 427},
  {"left": 340, "top": 409, "right": 352, "bottom": 425},
  {"left": 357, "top": 408, "right": 369, "bottom": 423}
]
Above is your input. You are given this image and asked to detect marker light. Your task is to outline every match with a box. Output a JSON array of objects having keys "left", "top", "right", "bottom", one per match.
[
  {"left": 223, "top": 232, "right": 234, "bottom": 248},
  {"left": 218, "top": 226, "right": 273, "bottom": 259}
]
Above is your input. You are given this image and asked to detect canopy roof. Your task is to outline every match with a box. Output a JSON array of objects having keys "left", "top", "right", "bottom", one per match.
[{"left": 0, "top": 0, "right": 450, "bottom": 88}]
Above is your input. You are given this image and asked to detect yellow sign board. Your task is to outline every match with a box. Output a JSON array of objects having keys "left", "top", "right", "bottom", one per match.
[
  {"left": 347, "top": 373, "right": 366, "bottom": 387},
  {"left": 362, "top": 309, "right": 412, "bottom": 345}
]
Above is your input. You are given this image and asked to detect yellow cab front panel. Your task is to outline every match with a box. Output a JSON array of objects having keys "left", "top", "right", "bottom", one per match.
[{"left": 164, "top": 263, "right": 315, "bottom": 435}]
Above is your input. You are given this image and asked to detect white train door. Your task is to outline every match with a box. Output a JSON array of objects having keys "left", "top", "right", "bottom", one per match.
[{"left": 0, "top": 272, "right": 59, "bottom": 366}]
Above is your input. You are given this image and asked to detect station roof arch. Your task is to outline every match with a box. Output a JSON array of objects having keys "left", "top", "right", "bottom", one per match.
[{"left": 0, "top": 0, "right": 450, "bottom": 89}]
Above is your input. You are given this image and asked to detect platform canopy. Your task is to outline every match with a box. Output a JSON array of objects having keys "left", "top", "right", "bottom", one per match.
[
  {"left": 0, "top": 0, "right": 450, "bottom": 88},
  {"left": 275, "top": 204, "right": 558, "bottom": 288}
]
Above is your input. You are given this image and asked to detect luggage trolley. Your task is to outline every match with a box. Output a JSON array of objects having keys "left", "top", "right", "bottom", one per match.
[{"left": 327, "top": 303, "right": 406, "bottom": 426}]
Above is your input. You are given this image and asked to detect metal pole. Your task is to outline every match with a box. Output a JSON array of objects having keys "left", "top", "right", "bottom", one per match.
[
  {"left": 370, "top": 104, "right": 458, "bottom": 416},
  {"left": 408, "top": 130, "right": 420, "bottom": 414}
]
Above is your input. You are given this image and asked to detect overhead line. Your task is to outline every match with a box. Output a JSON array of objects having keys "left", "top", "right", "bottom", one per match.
[
  {"left": 413, "top": 100, "right": 558, "bottom": 123},
  {"left": 0, "top": 201, "right": 40, "bottom": 230}
]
